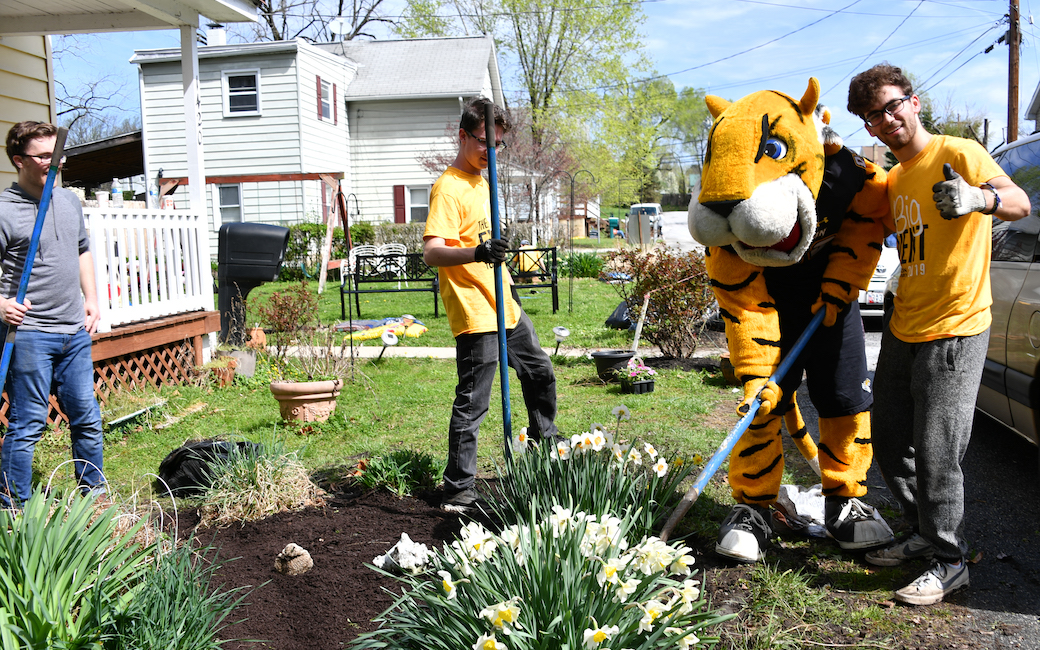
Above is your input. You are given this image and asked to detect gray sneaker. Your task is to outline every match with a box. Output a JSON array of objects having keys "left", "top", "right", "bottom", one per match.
[
  {"left": 865, "top": 533, "right": 935, "bottom": 567},
  {"left": 894, "top": 560, "right": 969, "bottom": 605},
  {"left": 825, "top": 496, "right": 895, "bottom": 550},
  {"left": 716, "top": 504, "right": 771, "bottom": 563},
  {"left": 441, "top": 487, "right": 480, "bottom": 514}
]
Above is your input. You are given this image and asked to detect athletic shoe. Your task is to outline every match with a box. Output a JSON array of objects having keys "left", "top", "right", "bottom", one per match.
[
  {"left": 865, "top": 533, "right": 935, "bottom": 567},
  {"left": 825, "top": 496, "right": 895, "bottom": 550},
  {"left": 894, "top": 560, "right": 969, "bottom": 605},
  {"left": 441, "top": 487, "right": 480, "bottom": 514},
  {"left": 716, "top": 504, "right": 771, "bottom": 563}
]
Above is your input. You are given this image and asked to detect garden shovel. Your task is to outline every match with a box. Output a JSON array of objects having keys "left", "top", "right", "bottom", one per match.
[
  {"left": 659, "top": 308, "right": 825, "bottom": 541},
  {"left": 484, "top": 103, "right": 513, "bottom": 460},
  {"left": 0, "top": 127, "right": 69, "bottom": 394}
]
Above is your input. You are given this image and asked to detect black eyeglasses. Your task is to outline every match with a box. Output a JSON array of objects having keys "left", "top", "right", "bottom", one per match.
[
  {"left": 20, "top": 152, "right": 66, "bottom": 165},
  {"left": 466, "top": 130, "right": 507, "bottom": 150},
  {"left": 863, "top": 95, "right": 912, "bottom": 128}
]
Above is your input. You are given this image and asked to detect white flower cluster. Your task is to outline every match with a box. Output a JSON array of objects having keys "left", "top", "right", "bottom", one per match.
[{"left": 438, "top": 507, "right": 702, "bottom": 649}]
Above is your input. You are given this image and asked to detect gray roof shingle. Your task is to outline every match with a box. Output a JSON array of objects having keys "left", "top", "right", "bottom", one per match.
[{"left": 315, "top": 36, "right": 498, "bottom": 101}]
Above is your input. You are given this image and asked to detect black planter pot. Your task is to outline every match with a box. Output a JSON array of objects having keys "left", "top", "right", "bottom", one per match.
[{"left": 591, "top": 349, "right": 634, "bottom": 382}]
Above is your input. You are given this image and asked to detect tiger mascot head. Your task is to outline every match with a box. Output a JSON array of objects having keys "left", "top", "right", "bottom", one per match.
[{"left": 688, "top": 77, "right": 842, "bottom": 267}]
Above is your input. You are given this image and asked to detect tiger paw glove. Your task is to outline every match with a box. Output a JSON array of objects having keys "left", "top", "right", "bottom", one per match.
[
  {"left": 474, "top": 238, "right": 508, "bottom": 265},
  {"left": 932, "top": 163, "right": 985, "bottom": 220},
  {"left": 738, "top": 377, "right": 782, "bottom": 419},
  {"left": 811, "top": 281, "right": 855, "bottom": 327}
]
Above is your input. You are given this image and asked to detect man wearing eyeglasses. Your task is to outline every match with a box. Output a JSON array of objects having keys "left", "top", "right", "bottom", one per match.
[
  {"left": 423, "top": 97, "right": 559, "bottom": 514},
  {"left": 0, "top": 121, "right": 105, "bottom": 506},
  {"left": 847, "top": 64, "right": 1029, "bottom": 605}
]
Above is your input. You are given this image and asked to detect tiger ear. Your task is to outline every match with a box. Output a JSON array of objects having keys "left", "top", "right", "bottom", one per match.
[
  {"left": 706, "top": 95, "right": 730, "bottom": 119},
  {"left": 799, "top": 77, "right": 821, "bottom": 117}
]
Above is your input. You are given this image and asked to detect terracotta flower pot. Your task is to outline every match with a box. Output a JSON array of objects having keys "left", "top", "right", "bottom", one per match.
[{"left": 269, "top": 378, "right": 343, "bottom": 423}]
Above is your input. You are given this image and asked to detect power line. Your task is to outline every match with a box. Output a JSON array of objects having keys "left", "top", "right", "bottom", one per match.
[{"left": 823, "top": 0, "right": 925, "bottom": 96}]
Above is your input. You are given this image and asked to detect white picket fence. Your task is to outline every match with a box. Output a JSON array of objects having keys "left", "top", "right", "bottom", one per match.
[{"left": 85, "top": 208, "right": 214, "bottom": 334}]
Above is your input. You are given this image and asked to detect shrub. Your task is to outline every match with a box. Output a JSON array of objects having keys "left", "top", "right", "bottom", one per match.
[
  {"left": 357, "top": 450, "right": 445, "bottom": 497},
  {"left": 373, "top": 222, "right": 426, "bottom": 253},
  {"left": 280, "top": 223, "right": 349, "bottom": 281},
  {"left": 604, "top": 248, "right": 715, "bottom": 358},
  {"left": 253, "top": 281, "right": 319, "bottom": 359},
  {"left": 561, "top": 251, "right": 604, "bottom": 278},
  {"left": 350, "top": 221, "right": 376, "bottom": 245}
]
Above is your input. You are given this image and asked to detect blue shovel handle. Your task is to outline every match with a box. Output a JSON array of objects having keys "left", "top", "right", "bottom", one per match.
[
  {"left": 0, "top": 127, "right": 70, "bottom": 393},
  {"left": 484, "top": 104, "right": 512, "bottom": 460},
  {"left": 660, "top": 308, "right": 825, "bottom": 540}
]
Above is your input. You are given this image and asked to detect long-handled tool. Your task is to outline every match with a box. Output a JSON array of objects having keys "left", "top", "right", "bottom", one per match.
[
  {"left": 484, "top": 104, "right": 512, "bottom": 460},
  {"left": 659, "top": 308, "right": 825, "bottom": 541},
  {"left": 0, "top": 127, "right": 69, "bottom": 392}
]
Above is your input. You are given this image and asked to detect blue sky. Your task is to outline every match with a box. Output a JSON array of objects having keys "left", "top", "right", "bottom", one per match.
[{"left": 54, "top": 0, "right": 1040, "bottom": 153}]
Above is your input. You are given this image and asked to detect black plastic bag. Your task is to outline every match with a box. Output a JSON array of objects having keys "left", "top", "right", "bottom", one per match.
[
  {"left": 605, "top": 301, "right": 633, "bottom": 330},
  {"left": 155, "top": 439, "right": 260, "bottom": 497}
]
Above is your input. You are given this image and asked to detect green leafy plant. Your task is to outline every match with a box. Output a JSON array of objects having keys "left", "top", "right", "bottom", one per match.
[
  {"left": 281, "top": 223, "right": 349, "bottom": 281},
  {"left": 352, "top": 502, "right": 730, "bottom": 650},
  {"left": 622, "top": 356, "right": 657, "bottom": 382},
  {"left": 0, "top": 491, "right": 154, "bottom": 649},
  {"left": 494, "top": 405, "right": 696, "bottom": 537},
  {"left": 356, "top": 450, "right": 445, "bottom": 497},
  {"left": 561, "top": 251, "right": 605, "bottom": 278},
  {"left": 350, "top": 221, "right": 375, "bottom": 245},
  {"left": 604, "top": 248, "right": 715, "bottom": 358},
  {"left": 253, "top": 281, "right": 319, "bottom": 360},
  {"left": 107, "top": 542, "right": 255, "bottom": 650},
  {"left": 197, "top": 436, "right": 324, "bottom": 527}
]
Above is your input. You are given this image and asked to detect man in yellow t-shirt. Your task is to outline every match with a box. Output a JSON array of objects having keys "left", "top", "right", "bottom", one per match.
[
  {"left": 423, "top": 97, "right": 559, "bottom": 513},
  {"left": 848, "top": 63, "right": 1030, "bottom": 606}
]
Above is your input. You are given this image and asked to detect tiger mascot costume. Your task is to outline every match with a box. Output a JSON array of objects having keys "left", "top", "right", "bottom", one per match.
[{"left": 689, "top": 78, "right": 894, "bottom": 562}]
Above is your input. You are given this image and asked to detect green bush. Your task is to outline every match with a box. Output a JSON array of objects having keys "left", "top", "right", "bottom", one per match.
[
  {"left": 604, "top": 248, "right": 715, "bottom": 358},
  {"left": 280, "top": 223, "right": 349, "bottom": 281},
  {"left": 350, "top": 222, "right": 376, "bottom": 245},
  {"left": 561, "top": 251, "right": 604, "bottom": 278}
]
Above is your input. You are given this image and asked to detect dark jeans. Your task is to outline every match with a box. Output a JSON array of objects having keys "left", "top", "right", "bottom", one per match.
[{"left": 443, "top": 311, "right": 557, "bottom": 493}]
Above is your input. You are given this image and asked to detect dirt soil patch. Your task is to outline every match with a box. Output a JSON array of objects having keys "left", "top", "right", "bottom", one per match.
[{"left": 184, "top": 475, "right": 1005, "bottom": 649}]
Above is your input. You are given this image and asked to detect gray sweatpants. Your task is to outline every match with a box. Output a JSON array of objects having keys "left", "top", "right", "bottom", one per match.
[{"left": 872, "top": 327, "right": 989, "bottom": 562}]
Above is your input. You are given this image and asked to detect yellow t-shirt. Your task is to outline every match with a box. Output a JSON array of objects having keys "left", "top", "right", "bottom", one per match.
[
  {"left": 423, "top": 166, "right": 520, "bottom": 337},
  {"left": 886, "top": 135, "right": 1007, "bottom": 342}
]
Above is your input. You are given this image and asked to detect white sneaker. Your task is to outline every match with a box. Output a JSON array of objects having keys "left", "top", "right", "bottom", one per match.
[
  {"left": 824, "top": 496, "right": 895, "bottom": 550},
  {"left": 894, "top": 560, "right": 969, "bottom": 605},
  {"left": 715, "top": 504, "right": 771, "bottom": 563}
]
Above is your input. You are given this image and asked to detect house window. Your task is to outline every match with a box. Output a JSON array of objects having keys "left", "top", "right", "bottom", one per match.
[
  {"left": 316, "top": 76, "right": 337, "bottom": 123},
  {"left": 222, "top": 70, "right": 260, "bottom": 117},
  {"left": 218, "top": 184, "right": 242, "bottom": 223},
  {"left": 409, "top": 187, "right": 429, "bottom": 222}
]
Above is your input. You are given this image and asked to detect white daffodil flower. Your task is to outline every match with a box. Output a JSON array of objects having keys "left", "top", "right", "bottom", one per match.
[
  {"left": 653, "top": 457, "right": 668, "bottom": 478},
  {"left": 473, "top": 632, "right": 505, "bottom": 650},
  {"left": 643, "top": 442, "right": 658, "bottom": 460},
  {"left": 478, "top": 596, "right": 522, "bottom": 633},
  {"left": 437, "top": 570, "right": 458, "bottom": 600},
  {"left": 614, "top": 577, "right": 641, "bottom": 602},
  {"left": 582, "top": 622, "right": 620, "bottom": 648},
  {"left": 612, "top": 404, "right": 631, "bottom": 421}
]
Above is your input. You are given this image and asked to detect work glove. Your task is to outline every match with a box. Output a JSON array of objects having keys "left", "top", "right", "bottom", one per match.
[
  {"left": 737, "top": 377, "right": 782, "bottom": 419},
  {"left": 811, "top": 280, "right": 854, "bottom": 327},
  {"left": 932, "top": 163, "right": 985, "bottom": 220},
  {"left": 474, "top": 238, "right": 508, "bottom": 265}
]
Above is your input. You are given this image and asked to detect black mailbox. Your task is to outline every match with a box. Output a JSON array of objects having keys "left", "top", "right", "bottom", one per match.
[{"left": 217, "top": 222, "right": 290, "bottom": 346}]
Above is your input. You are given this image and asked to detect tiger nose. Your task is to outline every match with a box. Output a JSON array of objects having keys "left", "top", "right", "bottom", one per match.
[{"left": 702, "top": 200, "right": 740, "bottom": 218}]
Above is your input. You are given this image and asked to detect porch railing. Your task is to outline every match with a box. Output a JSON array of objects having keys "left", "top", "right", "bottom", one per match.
[{"left": 85, "top": 208, "right": 215, "bottom": 334}]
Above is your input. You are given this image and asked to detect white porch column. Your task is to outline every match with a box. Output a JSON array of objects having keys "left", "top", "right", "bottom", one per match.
[{"left": 181, "top": 24, "right": 208, "bottom": 219}]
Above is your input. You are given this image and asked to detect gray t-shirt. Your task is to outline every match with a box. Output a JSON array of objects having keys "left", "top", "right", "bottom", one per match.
[{"left": 0, "top": 184, "right": 89, "bottom": 334}]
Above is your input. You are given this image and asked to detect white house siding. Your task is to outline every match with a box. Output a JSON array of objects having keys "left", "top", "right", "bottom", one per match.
[
  {"left": 0, "top": 35, "right": 54, "bottom": 188},
  {"left": 347, "top": 98, "right": 458, "bottom": 224}
]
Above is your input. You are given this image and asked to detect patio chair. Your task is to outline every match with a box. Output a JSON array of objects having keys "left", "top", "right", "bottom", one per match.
[
  {"left": 377, "top": 243, "right": 409, "bottom": 288},
  {"left": 341, "top": 244, "right": 378, "bottom": 291}
]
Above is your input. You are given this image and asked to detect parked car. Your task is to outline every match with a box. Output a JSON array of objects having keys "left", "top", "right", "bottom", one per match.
[
  {"left": 976, "top": 132, "right": 1040, "bottom": 457},
  {"left": 628, "top": 203, "right": 663, "bottom": 238},
  {"left": 858, "top": 233, "right": 900, "bottom": 320}
]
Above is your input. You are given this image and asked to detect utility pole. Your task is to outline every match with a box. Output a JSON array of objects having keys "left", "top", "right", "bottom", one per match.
[{"left": 1009, "top": 0, "right": 1021, "bottom": 142}]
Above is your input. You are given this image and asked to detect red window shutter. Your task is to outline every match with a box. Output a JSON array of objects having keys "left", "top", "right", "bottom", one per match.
[
  {"left": 333, "top": 84, "right": 338, "bottom": 125},
  {"left": 316, "top": 76, "right": 323, "bottom": 120},
  {"left": 393, "top": 185, "right": 406, "bottom": 224}
]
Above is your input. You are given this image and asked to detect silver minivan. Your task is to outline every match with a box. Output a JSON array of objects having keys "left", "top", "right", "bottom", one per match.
[{"left": 977, "top": 132, "right": 1040, "bottom": 454}]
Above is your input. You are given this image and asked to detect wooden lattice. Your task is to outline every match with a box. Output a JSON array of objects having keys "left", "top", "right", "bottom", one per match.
[{"left": 0, "top": 311, "right": 218, "bottom": 427}]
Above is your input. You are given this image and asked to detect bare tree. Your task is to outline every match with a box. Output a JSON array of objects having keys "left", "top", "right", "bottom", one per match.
[
  {"left": 53, "top": 36, "right": 140, "bottom": 145},
  {"left": 229, "top": 0, "right": 395, "bottom": 42}
]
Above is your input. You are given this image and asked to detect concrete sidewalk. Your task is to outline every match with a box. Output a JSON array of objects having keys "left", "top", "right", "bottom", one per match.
[{"left": 338, "top": 343, "right": 727, "bottom": 360}]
